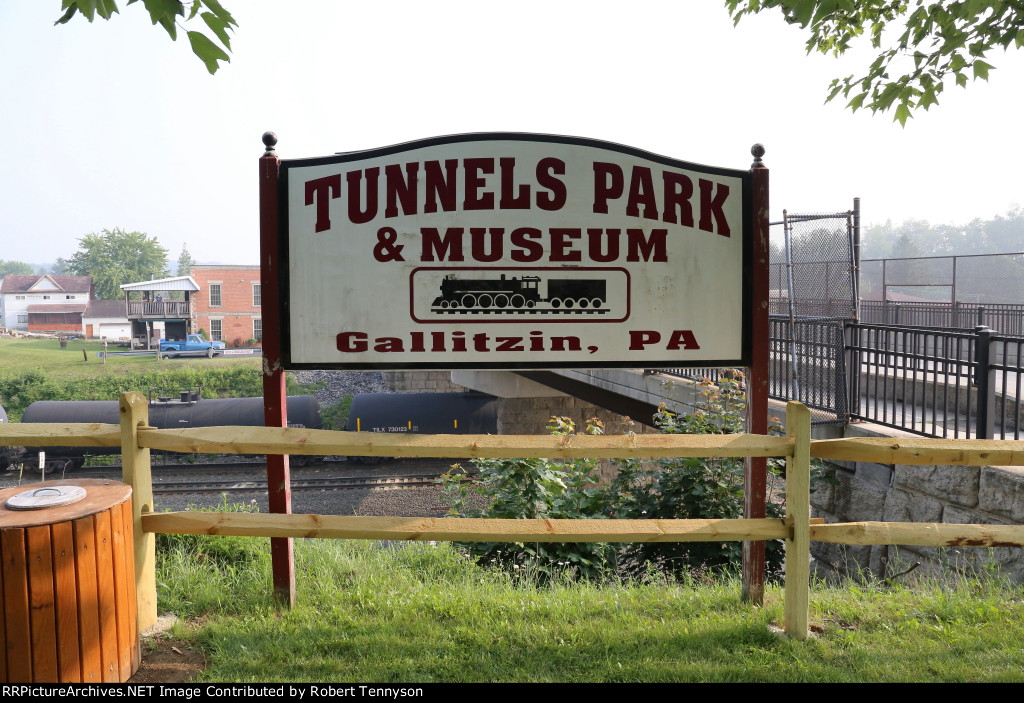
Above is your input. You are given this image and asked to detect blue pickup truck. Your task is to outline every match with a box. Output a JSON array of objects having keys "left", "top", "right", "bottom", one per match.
[{"left": 158, "top": 334, "right": 226, "bottom": 358}]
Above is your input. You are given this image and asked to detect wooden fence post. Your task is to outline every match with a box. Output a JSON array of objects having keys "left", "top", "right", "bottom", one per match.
[
  {"left": 120, "top": 392, "right": 157, "bottom": 631},
  {"left": 784, "top": 401, "right": 811, "bottom": 639}
]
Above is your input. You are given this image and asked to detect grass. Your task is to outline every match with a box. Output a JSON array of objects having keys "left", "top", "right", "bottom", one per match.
[
  {"left": 157, "top": 531, "right": 1024, "bottom": 683},
  {"left": 0, "top": 336, "right": 260, "bottom": 378},
  {"left": 0, "top": 337, "right": 268, "bottom": 420}
]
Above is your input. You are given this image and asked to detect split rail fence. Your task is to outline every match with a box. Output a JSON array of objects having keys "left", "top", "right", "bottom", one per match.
[{"left": 3, "top": 392, "right": 1024, "bottom": 643}]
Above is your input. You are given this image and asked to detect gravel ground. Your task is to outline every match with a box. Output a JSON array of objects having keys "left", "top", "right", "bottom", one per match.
[
  {"left": 290, "top": 369, "right": 391, "bottom": 408},
  {"left": 1, "top": 459, "right": 464, "bottom": 518},
  {"left": 153, "top": 485, "right": 454, "bottom": 517}
]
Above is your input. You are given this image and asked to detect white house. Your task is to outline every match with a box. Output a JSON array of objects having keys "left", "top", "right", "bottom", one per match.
[{"left": 0, "top": 275, "right": 93, "bottom": 333}]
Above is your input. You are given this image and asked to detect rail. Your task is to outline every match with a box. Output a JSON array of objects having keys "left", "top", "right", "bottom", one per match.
[
  {"left": 125, "top": 300, "right": 191, "bottom": 318},
  {"left": 3, "top": 392, "right": 1024, "bottom": 643}
]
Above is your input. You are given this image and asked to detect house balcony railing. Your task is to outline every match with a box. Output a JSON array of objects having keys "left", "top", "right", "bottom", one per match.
[{"left": 126, "top": 300, "right": 191, "bottom": 319}]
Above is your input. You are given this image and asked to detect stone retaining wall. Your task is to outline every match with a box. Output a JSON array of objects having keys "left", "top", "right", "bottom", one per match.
[{"left": 810, "top": 424, "right": 1024, "bottom": 583}]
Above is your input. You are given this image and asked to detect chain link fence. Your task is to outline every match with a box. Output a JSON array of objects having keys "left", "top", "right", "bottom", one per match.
[
  {"left": 859, "top": 252, "right": 1024, "bottom": 334},
  {"left": 769, "top": 211, "right": 857, "bottom": 320}
]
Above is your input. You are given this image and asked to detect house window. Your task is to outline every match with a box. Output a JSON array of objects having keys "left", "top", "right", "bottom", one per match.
[
  {"left": 210, "top": 284, "right": 222, "bottom": 307},
  {"left": 42, "top": 295, "right": 51, "bottom": 300},
  {"left": 253, "top": 283, "right": 262, "bottom": 307},
  {"left": 253, "top": 318, "right": 262, "bottom": 342},
  {"left": 66, "top": 295, "right": 76, "bottom": 300},
  {"left": 210, "top": 319, "right": 222, "bottom": 341},
  {"left": 17, "top": 314, "right": 27, "bottom": 323},
  {"left": 15, "top": 295, "right": 25, "bottom": 300}
]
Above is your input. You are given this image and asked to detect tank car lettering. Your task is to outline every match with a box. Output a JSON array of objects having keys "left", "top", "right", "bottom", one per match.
[
  {"left": 463, "top": 157, "right": 495, "bottom": 211},
  {"left": 421, "top": 227, "right": 465, "bottom": 262},
  {"left": 347, "top": 167, "right": 380, "bottom": 224},
  {"left": 384, "top": 162, "right": 419, "bottom": 218}
]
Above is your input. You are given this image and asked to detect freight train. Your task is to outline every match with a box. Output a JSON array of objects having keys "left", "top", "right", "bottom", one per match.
[
  {"left": 4, "top": 394, "right": 322, "bottom": 473},
  {"left": 345, "top": 392, "right": 499, "bottom": 463},
  {"left": 1, "top": 392, "right": 499, "bottom": 472},
  {"left": 431, "top": 274, "right": 607, "bottom": 310}
]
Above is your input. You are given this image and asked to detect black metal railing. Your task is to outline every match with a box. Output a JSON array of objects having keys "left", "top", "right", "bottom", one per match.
[
  {"left": 859, "top": 301, "right": 1024, "bottom": 336},
  {"left": 658, "top": 321, "right": 1023, "bottom": 439}
]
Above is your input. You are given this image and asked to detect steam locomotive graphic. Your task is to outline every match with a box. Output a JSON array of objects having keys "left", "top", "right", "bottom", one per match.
[{"left": 430, "top": 274, "right": 608, "bottom": 313}]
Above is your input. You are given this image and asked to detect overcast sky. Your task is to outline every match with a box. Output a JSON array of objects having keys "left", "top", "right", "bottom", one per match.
[{"left": 1, "top": 1, "right": 1022, "bottom": 268}]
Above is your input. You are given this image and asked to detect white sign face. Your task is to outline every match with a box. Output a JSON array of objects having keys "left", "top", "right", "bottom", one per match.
[{"left": 280, "top": 133, "right": 751, "bottom": 370}]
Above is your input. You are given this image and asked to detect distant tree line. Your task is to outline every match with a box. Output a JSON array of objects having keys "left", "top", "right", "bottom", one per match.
[
  {"left": 3, "top": 229, "right": 195, "bottom": 303},
  {"left": 861, "top": 207, "right": 1024, "bottom": 260}
]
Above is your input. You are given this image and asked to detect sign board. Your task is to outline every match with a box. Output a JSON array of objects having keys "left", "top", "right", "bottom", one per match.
[{"left": 278, "top": 133, "right": 752, "bottom": 370}]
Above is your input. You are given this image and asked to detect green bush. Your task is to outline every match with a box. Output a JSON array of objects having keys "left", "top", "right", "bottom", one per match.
[
  {"left": 441, "top": 373, "right": 787, "bottom": 582},
  {"left": 441, "top": 417, "right": 617, "bottom": 582},
  {"left": 319, "top": 395, "right": 353, "bottom": 431},
  {"left": 0, "top": 365, "right": 305, "bottom": 420}
]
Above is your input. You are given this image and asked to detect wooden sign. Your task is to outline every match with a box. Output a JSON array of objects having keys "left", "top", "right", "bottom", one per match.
[{"left": 278, "top": 133, "right": 753, "bottom": 370}]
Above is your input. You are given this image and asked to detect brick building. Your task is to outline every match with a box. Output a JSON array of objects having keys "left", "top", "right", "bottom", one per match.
[{"left": 189, "top": 265, "right": 262, "bottom": 344}]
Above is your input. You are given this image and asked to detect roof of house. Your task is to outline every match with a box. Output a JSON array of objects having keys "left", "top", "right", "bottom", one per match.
[
  {"left": 84, "top": 300, "right": 126, "bottom": 318},
  {"left": 120, "top": 275, "right": 200, "bottom": 292},
  {"left": 0, "top": 275, "right": 92, "bottom": 294},
  {"left": 26, "top": 303, "right": 87, "bottom": 314}
]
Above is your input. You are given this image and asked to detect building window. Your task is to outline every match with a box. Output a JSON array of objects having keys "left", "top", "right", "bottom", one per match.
[
  {"left": 66, "top": 295, "right": 76, "bottom": 300},
  {"left": 253, "top": 283, "right": 262, "bottom": 307},
  {"left": 210, "top": 319, "right": 222, "bottom": 341},
  {"left": 17, "top": 314, "right": 28, "bottom": 323},
  {"left": 15, "top": 295, "right": 25, "bottom": 300},
  {"left": 210, "top": 284, "right": 222, "bottom": 307},
  {"left": 253, "top": 318, "right": 262, "bottom": 341},
  {"left": 42, "top": 295, "right": 51, "bottom": 300}
]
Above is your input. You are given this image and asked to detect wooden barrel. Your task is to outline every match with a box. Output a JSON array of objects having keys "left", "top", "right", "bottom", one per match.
[{"left": 0, "top": 479, "right": 139, "bottom": 683}]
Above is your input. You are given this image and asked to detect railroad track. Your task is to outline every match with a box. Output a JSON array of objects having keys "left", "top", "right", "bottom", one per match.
[{"left": 151, "top": 472, "right": 445, "bottom": 495}]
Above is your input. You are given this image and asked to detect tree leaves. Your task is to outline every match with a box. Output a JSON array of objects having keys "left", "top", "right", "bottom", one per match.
[
  {"left": 66, "top": 228, "right": 169, "bottom": 301},
  {"left": 726, "top": 0, "right": 1022, "bottom": 126},
  {"left": 54, "top": 0, "right": 236, "bottom": 73}
]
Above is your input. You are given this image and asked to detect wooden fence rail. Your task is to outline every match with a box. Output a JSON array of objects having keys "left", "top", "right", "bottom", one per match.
[{"left": 3, "top": 394, "right": 1024, "bottom": 642}]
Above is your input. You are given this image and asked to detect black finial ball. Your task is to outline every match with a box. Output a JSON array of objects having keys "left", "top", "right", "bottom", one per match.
[
  {"left": 751, "top": 143, "right": 765, "bottom": 159},
  {"left": 263, "top": 131, "right": 278, "bottom": 149}
]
